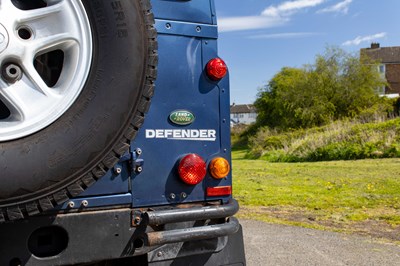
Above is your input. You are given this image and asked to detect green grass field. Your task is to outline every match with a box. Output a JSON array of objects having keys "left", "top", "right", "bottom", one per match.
[{"left": 232, "top": 150, "right": 400, "bottom": 242}]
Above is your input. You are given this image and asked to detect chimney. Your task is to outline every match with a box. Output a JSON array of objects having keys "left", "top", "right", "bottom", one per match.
[{"left": 370, "top": 42, "right": 380, "bottom": 49}]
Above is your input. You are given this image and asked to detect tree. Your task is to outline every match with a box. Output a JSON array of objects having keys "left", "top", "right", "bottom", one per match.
[{"left": 254, "top": 47, "right": 387, "bottom": 130}]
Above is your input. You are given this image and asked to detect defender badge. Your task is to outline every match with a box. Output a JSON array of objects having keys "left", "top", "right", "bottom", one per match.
[{"left": 169, "top": 110, "right": 195, "bottom": 126}]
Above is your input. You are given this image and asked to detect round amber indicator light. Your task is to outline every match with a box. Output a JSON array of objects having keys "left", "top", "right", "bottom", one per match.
[{"left": 209, "top": 157, "right": 230, "bottom": 179}]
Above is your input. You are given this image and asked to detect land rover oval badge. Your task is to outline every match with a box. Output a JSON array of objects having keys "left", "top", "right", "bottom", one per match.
[{"left": 169, "top": 110, "right": 195, "bottom": 126}]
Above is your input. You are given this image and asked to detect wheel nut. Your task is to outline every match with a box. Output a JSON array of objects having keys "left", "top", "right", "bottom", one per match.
[{"left": 2, "top": 63, "right": 22, "bottom": 84}]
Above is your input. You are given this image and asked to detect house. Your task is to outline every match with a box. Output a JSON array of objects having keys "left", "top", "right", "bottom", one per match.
[
  {"left": 230, "top": 104, "right": 257, "bottom": 126},
  {"left": 360, "top": 43, "right": 400, "bottom": 95}
]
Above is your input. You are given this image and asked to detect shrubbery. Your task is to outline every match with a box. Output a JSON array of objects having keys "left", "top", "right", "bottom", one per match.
[
  {"left": 254, "top": 47, "right": 389, "bottom": 131},
  {"left": 241, "top": 46, "right": 400, "bottom": 162},
  {"left": 248, "top": 118, "right": 400, "bottom": 162},
  {"left": 231, "top": 124, "right": 250, "bottom": 150}
]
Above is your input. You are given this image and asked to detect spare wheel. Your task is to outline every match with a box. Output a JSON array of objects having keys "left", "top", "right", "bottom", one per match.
[{"left": 0, "top": 0, "right": 157, "bottom": 221}]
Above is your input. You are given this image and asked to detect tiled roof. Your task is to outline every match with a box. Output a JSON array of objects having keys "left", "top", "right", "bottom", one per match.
[
  {"left": 361, "top": 46, "right": 400, "bottom": 63},
  {"left": 230, "top": 104, "right": 256, "bottom": 114}
]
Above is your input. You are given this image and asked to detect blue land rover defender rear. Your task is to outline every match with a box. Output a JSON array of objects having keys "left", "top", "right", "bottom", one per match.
[{"left": 0, "top": 0, "right": 245, "bottom": 265}]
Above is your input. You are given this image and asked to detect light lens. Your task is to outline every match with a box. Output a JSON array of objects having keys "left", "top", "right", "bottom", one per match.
[
  {"left": 209, "top": 157, "right": 230, "bottom": 179},
  {"left": 206, "top": 58, "right": 228, "bottom": 81},
  {"left": 178, "top": 154, "right": 207, "bottom": 185},
  {"left": 207, "top": 186, "right": 232, "bottom": 197}
]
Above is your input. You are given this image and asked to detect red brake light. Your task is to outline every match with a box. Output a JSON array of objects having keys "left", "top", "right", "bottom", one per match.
[
  {"left": 207, "top": 186, "right": 232, "bottom": 197},
  {"left": 206, "top": 58, "right": 227, "bottom": 81},
  {"left": 178, "top": 154, "right": 207, "bottom": 185}
]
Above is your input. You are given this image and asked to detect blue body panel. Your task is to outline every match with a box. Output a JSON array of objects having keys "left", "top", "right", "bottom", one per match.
[
  {"left": 151, "top": 0, "right": 216, "bottom": 24},
  {"left": 63, "top": 0, "right": 231, "bottom": 209},
  {"left": 131, "top": 35, "right": 229, "bottom": 206}
]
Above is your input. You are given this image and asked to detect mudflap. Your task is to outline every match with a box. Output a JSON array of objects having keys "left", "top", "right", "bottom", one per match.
[{"left": 147, "top": 225, "right": 246, "bottom": 266}]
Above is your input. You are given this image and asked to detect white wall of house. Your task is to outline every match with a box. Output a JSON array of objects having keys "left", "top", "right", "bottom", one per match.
[{"left": 230, "top": 112, "right": 257, "bottom": 125}]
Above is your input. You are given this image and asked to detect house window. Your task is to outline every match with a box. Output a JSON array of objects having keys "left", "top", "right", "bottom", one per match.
[{"left": 379, "top": 64, "right": 385, "bottom": 74}]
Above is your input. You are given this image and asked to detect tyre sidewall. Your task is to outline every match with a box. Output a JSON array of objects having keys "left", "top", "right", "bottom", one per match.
[{"left": 0, "top": 0, "right": 148, "bottom": 204}]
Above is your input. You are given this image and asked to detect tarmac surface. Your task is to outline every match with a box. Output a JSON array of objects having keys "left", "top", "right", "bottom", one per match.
[{"left": 241, "top": 219, "right": 400, "bottom": 266}]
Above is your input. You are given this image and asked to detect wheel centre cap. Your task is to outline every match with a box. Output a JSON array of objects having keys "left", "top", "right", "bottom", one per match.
[{"left": 0, "top": 24, "right": 9, "bottom": 54}]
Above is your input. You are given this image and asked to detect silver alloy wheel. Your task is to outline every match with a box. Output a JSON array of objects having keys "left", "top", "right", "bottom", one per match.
[{"left": 0, "top": 0, "right": 92, "bottom": 141}]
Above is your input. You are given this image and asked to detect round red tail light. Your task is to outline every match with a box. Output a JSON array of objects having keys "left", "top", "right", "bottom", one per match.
[
  {"left": 206, "top": 58, "right": 228, "bottom": 81},
  {"left": 178, "top": 154, "right": 207, "bottom": 185}
]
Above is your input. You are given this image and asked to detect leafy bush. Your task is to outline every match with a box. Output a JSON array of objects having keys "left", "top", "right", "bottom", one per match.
[
  {"left": 254, "top": 47, "right": 388, "bottom": 131},
  {"left": 248, "top": 118, "right": 400, "bottom": 162},
  {"left": 231, "top": 124, "right": 251, "bottom": 150}
]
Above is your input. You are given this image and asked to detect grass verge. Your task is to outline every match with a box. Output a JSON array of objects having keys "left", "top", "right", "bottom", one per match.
[{"left": 232, "top": 150, "right": 400, "bottom": 242}]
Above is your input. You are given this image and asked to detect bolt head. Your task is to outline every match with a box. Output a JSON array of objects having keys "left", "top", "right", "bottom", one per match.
[
  {"left": 114, "top": 167, "right": 122, "bottom": 175},
  {"left": 134, "top": 217, "right": 141, "bottom": 225},
  {"left": 136, "top": 166, "right": 143, "bottom": 173}
]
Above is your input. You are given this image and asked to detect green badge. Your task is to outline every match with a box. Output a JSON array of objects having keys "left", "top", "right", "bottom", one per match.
[{"left": 169, "top": 110, "right": 195, "bottom": 126}]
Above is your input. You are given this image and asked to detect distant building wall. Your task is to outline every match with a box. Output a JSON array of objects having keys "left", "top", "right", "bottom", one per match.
[
  {"left": 386, "top": 64, "right": 400, "bottom": 94},
  {"left": 231, "top": 112, "right": 257, "bottom": 125},
  {"left": 361, "top": 43, "right": 400, "bottom": 95},
  {"left": 230, "top": 104, "right": 257, "bottom": 126}
]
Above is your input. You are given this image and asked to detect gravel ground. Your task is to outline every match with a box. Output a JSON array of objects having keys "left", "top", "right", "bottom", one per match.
[{"left": 241, "top": 219, "right": 400, "bottom": 266}]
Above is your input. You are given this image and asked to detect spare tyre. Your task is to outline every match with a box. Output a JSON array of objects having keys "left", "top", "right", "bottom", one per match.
[{"left": 0, "top": 0, "right": 157, "bottom": 221}]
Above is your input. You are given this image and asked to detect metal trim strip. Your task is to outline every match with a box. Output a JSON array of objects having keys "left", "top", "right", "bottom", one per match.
[
  {"left": 155, "top": 19, "right": 218, "bottom": 39},
  {"left": 58, "top": 193, "right": 132, "bottom": 210}
]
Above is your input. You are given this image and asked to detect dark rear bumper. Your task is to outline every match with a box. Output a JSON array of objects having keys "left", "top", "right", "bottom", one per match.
[
  {"left": 0, "top": 199, "right": 243, "bottom": 265},
  {"left": 147, "top": 217, "right": 240, "bottom": 246},
  {"left": 137, "top": 199, "right": 240, "bottom": 246},
  {"left": 144, "top": 199, "right": 239, "bottom": 225}
]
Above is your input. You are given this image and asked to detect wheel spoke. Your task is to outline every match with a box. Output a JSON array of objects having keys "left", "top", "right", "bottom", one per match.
[
  {"left": 1, "top": 0, "right": 17, "bottom": 10},
  {"left": 15, "top": 1, "right": 80, "bottom": 57},
  {"left": 22, "top": 63, "right": 54, "bottom": 97},
  {"left": 29, "top": 32, "right": 75, "bottom": 57},
  {"left": 0, "top": 78, "right": 54, "bottom": 122},
  {"left": 14, "top": 1, "right": 64, "bottom": 24}
]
